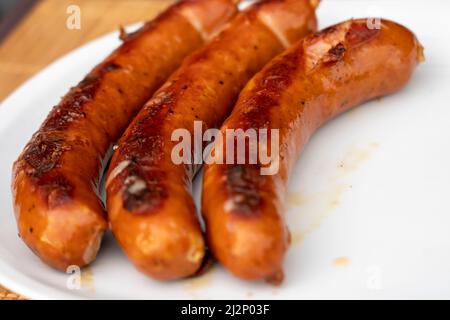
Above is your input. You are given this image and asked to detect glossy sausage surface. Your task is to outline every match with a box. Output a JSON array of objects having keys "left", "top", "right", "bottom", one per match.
[
  {"left": 12, "top": 0, "right": 238, "bottom": 271},
  {"left": 202, "top": 19, "right": 424, "bottom": 283},
  {"left": 106, "top": 0, "right": 319, "bottom": 280}
]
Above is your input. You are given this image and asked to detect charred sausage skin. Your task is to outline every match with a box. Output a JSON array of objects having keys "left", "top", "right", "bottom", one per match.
[
  {"left": 201, "top": 19, "right": 424, "bottom": 283},
  {"left": 106, "top": 0, "right": 319, "bottom": 280},
  {"left": 11, "top": 0, "right": 238, "bottom": 271}
]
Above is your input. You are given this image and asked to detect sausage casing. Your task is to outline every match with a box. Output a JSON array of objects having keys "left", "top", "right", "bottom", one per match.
[
  {"left": 106, "top": 0, "right": 319, "bottom": 280},
  {"left": 11, "top": 0, "right": 238, "bottom": 270},
  {"left": 201, "top": 19, "right": 424, "bottom": 283}
]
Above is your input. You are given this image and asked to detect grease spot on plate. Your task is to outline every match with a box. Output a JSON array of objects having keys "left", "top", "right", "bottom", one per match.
[
  {"left": 333, "top": 256, "right": 350, "bottom": 267},
  {"left": 336, "top": 142, "right": 380, "bottom": 176},
  {"left": 286, "top": 191, "right": 307, "bottom": 208},
  {"left": 81, "top": 267, "right": 95, "bottom": 293},
  {"left": 184, "top": 270, "right": 214, "bottom": 298},
  {"left": 290, "top": 231, "right": 304, "bottom": 245},
  {"left": 287, "top": 184, "right": 350, "bottom": 246},
  {"left": 288, "top": 143, "right": 380, "bottom": 245}
]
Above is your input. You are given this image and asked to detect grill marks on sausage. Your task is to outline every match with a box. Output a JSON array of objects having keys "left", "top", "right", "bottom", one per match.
[
  {"left": 122, "top": 159, "right": 168, "bottom": 214},
  {"left": 239, "top": 50, "right": 299, "bottom": 129},
  {"left": 21, "top": 136, "right": 74, "bottom": 207},
  {"left": 23, "top": 135, "right": 71, "bottom": 178},
  {"left": 116, "top": 91, "right": 178, "bottom": 213},
  {"left": 20, "top": 58, "right": 122, "bottom": 204},
  {"left": 222, "top": 51, "right": 299, "bottom": 216},
  {"left": 43, "top": 79, "right": 96, "bottom": 132},
  {"left": 304, "top": 21, "right": 380, "bottom": 72},
  {"left": 42, "top": 61, "right": 122, "bottom": 132},
  {"left": 315, "top": 20, "right": 380, "bottom": 49},
  {"left": 102, "top": 62, "right": 121, "bottom": 72},
  {"left": 225, "top": 165, "right": 263, "bottom": 215},
  {"left": 324, "top": 42, "right": 346, "bottom": 63},
  {"left": 345, "top": 21, "right": 380, "bottom": 48},
  {"left": 120, "top": 91, "right": 174, "bottom": 164}
]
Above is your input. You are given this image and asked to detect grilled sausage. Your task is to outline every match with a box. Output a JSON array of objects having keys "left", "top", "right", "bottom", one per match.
[
  {"left": 11, "top": 0, "right": 238, "bottom": 271},
  {"left": 106, "top": 0, "right": 319, "bottom": 280},
  {"left": 201, "top": 19, "right": 424, "bottom": 284}
]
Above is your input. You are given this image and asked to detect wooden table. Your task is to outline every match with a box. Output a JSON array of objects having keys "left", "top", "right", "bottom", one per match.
[{"left": 0, "top": 0, "right": 175, "bottom": 300}]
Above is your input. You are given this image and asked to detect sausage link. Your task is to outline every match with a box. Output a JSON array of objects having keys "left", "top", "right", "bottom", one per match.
[
  {"left": 106, "top": 0, "right": 319, "bottom": 280},
  {"left": 11, "top": 0, "right": 238, "bottom": 271},
  {"left": 201, "top": 19, "right": 424, "bottom": 284}
]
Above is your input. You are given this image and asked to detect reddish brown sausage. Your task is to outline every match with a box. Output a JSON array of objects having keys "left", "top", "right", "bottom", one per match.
[
  {"left": 106, "top": 0, "right": 319, "bottom": 280},
  {"left": 11, "top": 0, "right": 238, "bottom": 271},
  {"left": 201, "top": 19, "right": 424, "bottom": 284}
]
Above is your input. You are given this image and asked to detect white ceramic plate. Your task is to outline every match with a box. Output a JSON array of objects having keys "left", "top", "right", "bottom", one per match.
[{"left": 1, "top": 0, "right": 449, "bottom": 299}]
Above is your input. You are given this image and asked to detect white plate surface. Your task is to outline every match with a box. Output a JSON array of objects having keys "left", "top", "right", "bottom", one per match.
[{"left": 1, "top": 0, "right": 449, "bottom": 299}]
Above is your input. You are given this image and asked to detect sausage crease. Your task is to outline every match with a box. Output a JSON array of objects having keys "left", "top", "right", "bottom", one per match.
[
  {"left": 201, "top": 19, "right": 424, "bottom": 284},
  {"left": 106, "top": 0, "right": 319, "bottom": 280},
  {"left": 12, "top": 0, "right": 238, "bottom": 270}
]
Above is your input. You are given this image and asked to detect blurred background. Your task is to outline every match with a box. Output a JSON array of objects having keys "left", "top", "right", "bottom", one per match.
[
  {"left": 0, "top": 0, "right": 21, "bottom": 18},
  {"left": 0, "top": 0, "right": 36, "bottom": 42},
  {"left": 0, "top": 0, "right": 175, "bottom": 99}
]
